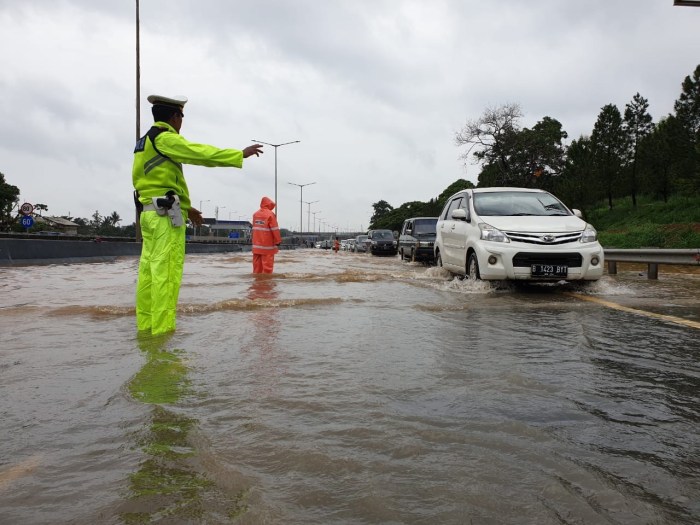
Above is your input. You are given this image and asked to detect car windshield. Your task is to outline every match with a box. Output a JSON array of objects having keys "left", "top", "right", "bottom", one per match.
[
  {"left": 357, "top": 235, "right": 368, "bottom": 242},
  {"left": 372, "top": 230, "right": 393, "bottom": 239},
  {"left": 413, "top": 219, "right": 437, "bottom": 234},
  {"left": 473, "top": 191, "right": 570, "bottom": 216}
]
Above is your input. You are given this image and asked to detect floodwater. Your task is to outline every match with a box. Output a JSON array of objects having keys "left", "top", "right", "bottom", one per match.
[{"left": 1, "top": 250, "right": 699, "bottom": 524}]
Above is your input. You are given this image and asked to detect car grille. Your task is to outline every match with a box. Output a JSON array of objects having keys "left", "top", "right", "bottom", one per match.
[
  {"left": 504, "top": 231, "right": 582, "bottom": 245},
  {"left": 512, "top": 252, "right": 583, "bottom": 268}
]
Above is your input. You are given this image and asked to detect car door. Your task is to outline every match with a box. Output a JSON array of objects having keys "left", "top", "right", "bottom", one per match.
[
  {"left": 450, "top": 192, "right": 474, "bottom": 274},
  {"left": 439, "top": 195, "right": 464, "bottom": 269}
]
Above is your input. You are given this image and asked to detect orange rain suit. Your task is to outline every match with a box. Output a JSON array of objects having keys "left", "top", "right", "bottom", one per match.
[{"left": 252, "top": 196, "right": 282, "bottom": 274}]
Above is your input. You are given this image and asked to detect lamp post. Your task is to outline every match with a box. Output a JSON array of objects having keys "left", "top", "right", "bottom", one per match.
[
  {"left": 288, "top": 181, "right": 316, "bottom": 234},
  {"left": 198, "top": 199, "right": 210, "bottom": 237},
  {"left": 134, "top": 0, "right": 142, "bottom": 241},
  {"left": 304, "top": 200, "right": 320, "bottom": 234},
  {"left": 251, "top": 139, "right": 300, "bottom": 220}
]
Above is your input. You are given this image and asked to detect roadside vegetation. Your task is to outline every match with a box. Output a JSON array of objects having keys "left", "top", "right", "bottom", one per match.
[{"left": 589, "top": 195, "right": 700, "bottom": 248}]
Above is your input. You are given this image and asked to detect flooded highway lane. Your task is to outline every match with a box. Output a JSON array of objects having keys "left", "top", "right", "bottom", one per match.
[{"left": 1, "top": 250, "right": 699, "bottom": 524}]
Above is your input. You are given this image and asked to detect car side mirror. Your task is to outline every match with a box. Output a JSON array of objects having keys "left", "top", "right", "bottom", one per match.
[
  {"left": 405, "top": 228, "right": 412, "bottom": 234},
  {"left": 572, "top": 209, "right": 583, "bottom": 218},
  {"left": 451, "top": 209, "right": 468, "bottom": 221}
]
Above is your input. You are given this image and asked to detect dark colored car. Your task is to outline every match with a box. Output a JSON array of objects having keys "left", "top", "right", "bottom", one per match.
[
  {"left": 398, "top": 217, "right": 438, "bottom": 262},
  {"left": 368, "top": 229, "right": 397, "bottom": 256},
  {"left": 354, "top": 234, "right": 370, "bottom": 252}
]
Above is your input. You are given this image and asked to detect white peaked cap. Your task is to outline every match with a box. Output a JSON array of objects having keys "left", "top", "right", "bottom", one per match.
[{"left": 147, "top": 94, "right": 188, "bottom": 109}]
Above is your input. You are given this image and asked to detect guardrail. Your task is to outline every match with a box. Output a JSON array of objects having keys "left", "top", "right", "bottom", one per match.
[{"left": 604, "top": 248, "right": 700, "bottom": 279}]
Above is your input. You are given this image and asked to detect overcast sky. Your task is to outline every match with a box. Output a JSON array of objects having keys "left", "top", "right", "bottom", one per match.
[{"left": 1, "top": 1, "right": 698, "bottom": 233}]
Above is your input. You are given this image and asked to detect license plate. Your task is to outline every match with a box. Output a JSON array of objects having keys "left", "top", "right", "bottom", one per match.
[{"left": 531, "top": 264, "right": 568, "bottom": 277}]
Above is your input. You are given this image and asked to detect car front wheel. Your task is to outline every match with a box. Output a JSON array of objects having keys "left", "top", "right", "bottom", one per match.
[{"left": 467, "top": 252, "right": 480, "bottom": 280}]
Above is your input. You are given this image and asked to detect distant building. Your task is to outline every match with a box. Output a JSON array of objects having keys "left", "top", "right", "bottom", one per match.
[
  {"left": 202, "top": 218, "right": 252, "bottom": 240},
  {"left": 35, "top": 216, "right": 80, "bottom": 235}
]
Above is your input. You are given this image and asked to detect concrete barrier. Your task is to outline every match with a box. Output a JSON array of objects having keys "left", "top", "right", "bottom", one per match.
[{"left": 0, "top": 238, "right": 250, "bottom": 266}]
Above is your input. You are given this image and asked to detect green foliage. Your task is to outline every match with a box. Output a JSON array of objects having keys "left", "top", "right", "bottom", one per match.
[
  {"left": 591, "top": 103, "right": 627, "bottom": 209},
  {"left": 369, "top": 179, "right": 474, "bottom": 231},
  {"left": 0, "top": 172, "right": 20, "bottom": 231},
  {"left": 589, "top": 194, "right": 700, "bottom": 248}
]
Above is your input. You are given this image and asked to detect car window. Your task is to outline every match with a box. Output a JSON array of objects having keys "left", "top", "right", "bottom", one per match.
[
  {"left": 473, "top": 191, "right": 571, "bottom": 216},
  {"left": 372, "top": 230, "right": 393, "bottom": 239},
  {"left": 413, "top": 219, "right": 437, "bottom": 234},
  {"left": 444, "top": 196, "right": 463, "bottom": 220}
]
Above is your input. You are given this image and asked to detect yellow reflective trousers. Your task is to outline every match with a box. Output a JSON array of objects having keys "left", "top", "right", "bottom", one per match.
[{"left": 136, "top": 211, "right": 185, "bottom": 335}]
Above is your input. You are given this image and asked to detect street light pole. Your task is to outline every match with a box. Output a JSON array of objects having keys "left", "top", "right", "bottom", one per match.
[
  {"left": 198, "top": 199, "right": 210, "bottom": 237},
  {"left": 312, "top": 211, "right": 321, "bottom": 236},
  {"left": 304, "top": 200, "right": 319, "bottom": 234},
  {"left": 251, "top": 139, "right": 300, "bottom": 220},
  {"left": 288, "top": 181, "right": 316, "bottom": 234},
  {"left": 135, "top": 0, "right": 142, "bottom": 242}
]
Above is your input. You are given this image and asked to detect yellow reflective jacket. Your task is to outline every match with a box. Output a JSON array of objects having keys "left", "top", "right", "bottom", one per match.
[{"left": 132, "top": 121, "right": 244, "bottom": 211}]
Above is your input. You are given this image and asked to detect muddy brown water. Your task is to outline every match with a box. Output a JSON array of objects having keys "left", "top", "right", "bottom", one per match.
[{"left": 1, "top": 250, "right": 699, "bottom": 524}]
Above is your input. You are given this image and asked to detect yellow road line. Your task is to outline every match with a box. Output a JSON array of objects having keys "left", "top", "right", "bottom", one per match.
[{"left": 565, "top": 292, "right": 700, "bottom": 330}]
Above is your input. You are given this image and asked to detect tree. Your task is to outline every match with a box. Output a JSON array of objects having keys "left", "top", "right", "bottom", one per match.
[
  {"left": 638, "top": 116, "right": 683, "bottom": 202},
  {"left": 455, "top": 103, "right": 523, "bottom": 185},
  {"left": 556, "top": 136, "right": 596, "bottom": 215},
  {"left": 34, "top": 203, "right": 49, "bottom": 216},
  {"left": 672, "top": 64, "right": 700, "bottom": 195},
  {"left": 0, "top": 172, "right": 20, "bottom": 232},
  {"left": 107, "top": 211, "right": 121, "bottom": 227},
  {"left": 623, "top": 93, "right": 654, "bottom": 206},
  {"left": 674, "top": 64, "right": 700, "bottom": 138},
  {"left": 509, "top": 116, "right": 568, "bottom": 189},
  {"left": 369, "top": 200, "right": 393, "bottom": 229},
  {"left": 590, "top": 104, "right": 627, "bottom": 209}
]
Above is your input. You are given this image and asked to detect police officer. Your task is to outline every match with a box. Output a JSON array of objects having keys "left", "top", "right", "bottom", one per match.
[{"left": 133, "top": 94, "right": 263, "bottom": 335}]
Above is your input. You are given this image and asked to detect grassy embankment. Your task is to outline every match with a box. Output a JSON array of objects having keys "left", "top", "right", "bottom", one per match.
[{"left": 588, "top": 195, "right": 700, "bottom": 249}]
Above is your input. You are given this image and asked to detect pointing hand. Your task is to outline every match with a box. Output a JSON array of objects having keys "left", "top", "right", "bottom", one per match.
[{"left": 243, "top": 144, "right": 264, "bottom": 158}]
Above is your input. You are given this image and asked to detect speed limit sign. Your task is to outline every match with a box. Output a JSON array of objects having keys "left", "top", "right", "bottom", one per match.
[{"left": 20, "top": 202, "right": 34, "bottom": 216}]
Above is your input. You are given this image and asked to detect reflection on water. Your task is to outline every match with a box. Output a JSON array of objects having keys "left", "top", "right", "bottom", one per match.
[
  {"left": 0, "top": 251, "right": 698, "bottom": 524},
  {"left": 121, "top": 332, "right": 248, "bottom": 523}
]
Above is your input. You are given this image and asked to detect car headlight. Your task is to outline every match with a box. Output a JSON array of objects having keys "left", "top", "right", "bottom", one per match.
[
  {"left": 479, "top": 223, "right": 510, "bottom": 243},
  {"left": 580, "top": 224, "right": 598, "bottom": 243},
  {"left": 393, "top": 241, "right": 397, "bottom": 246}
]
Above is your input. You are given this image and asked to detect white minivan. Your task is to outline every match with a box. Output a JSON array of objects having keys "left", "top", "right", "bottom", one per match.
[{"left": 434, "top": 187, "right": 604, "bottom": 281}]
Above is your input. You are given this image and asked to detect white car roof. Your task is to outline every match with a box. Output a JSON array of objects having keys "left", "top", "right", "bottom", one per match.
[{"left": 471, "top": 187, "right": 546, "bottom": 194}]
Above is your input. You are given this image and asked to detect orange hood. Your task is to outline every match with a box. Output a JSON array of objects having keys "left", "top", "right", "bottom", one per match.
[{"left": 260, "top": 196, "right": 276, "bottom": 210}]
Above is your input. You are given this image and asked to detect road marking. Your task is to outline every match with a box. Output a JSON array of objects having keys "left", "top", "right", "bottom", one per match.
[{"left": 565, "top": 293, "right": 700, "bottom": 330}]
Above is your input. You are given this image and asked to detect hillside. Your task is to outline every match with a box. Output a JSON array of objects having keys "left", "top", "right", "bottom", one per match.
[{"left": 588, "top": 195, "right": 700, "bottom": 249}]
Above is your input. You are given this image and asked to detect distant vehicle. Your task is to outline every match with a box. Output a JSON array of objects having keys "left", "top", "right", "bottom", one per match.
[
  {"left": 354, "top": 234, "right": 370, "bottom": 252},
  {"left": 398, "top": 217, "right": 438, "bottom": 263},
  {"left": 345, "top": 239, "right": 355, "bottom": 251},
  {"left": 368, "top": 229, "right": 398, "bottom": 256},
  {"left": 434, "top": 187, "right": 604, "bottom": 282}
]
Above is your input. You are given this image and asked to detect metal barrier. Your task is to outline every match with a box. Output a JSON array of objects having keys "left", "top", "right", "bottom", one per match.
[{"left": 604, "top": 248, "right": 700, "bottom": 279}]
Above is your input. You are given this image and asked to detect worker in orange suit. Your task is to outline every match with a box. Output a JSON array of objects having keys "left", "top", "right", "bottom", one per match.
[
  {"left": 252, "top": 196, "right": 282, "bottom": 273},
  {"left": 333, "top": 237, "right": 340, "bottom": 253}
]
